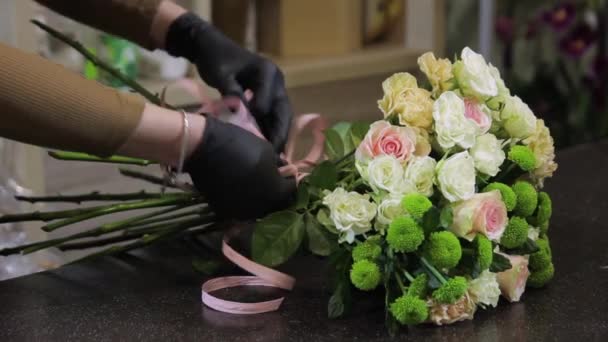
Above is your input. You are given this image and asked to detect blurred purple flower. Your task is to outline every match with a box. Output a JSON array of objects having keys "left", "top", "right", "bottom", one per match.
[
  {"left": 495, "top": 16, "right": 515, "bottom": 43},
  {"left": 525, "top": 18, "right": 541, "bottom": 40},
  {"left": 543, "top": 2, "right": 576, "bottom": 31},
  {"left": 559, "top": 24, "right": 597, "bottom": 58}
]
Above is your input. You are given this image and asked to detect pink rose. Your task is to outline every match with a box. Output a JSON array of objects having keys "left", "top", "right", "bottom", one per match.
[
  {"left": 497, "top": 254, "right": 530, "bottom": 302},
  {"left": 450, "top": 190, "right": 508, "bottom": 241},
  {"left": 355, "top": 121, "right": 417, "bottom": 163},
  {"left": 464, "top": 98, "right": 492, "bottom": 133}
]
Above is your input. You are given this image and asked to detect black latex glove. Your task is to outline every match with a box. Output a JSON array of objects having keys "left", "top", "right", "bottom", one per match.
[
  {"left": 185, "top": 116, "right": 296, "bottom": 220},
  {"left": 166, "top": 12, "right": 292, "bottom": 153}
]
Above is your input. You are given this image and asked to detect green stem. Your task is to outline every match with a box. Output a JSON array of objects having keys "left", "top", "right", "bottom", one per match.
[
  {"left": 420, "top": 257, "right": 447, "bottom": 284},
  {"left": 123, "top": 207, "right": 208, "bottom": 229},
  {"left": 42, "top": 195, "right": 197, "bottom": 232},
  {"left": 66, "top": 217, "right": 215, "bottom": 265},
  {"left": 101, "top": 203, "right": 194, "bottom": 231},
  {"left": 395, "top": 273, "right": 407, "bottom": 293},
  {"left": 403, "top": 270, "right": 415, "bottom": 283},
  {"left": 15, "top": 191, "right": 168, "bottom": 204},
  {"left": 0, "top": 205, "right": 108, "bottom": 224},
  {"left": 48, "top": 151, "right": 154, "bottom": 166},
  {"left": 495, "top": 162, "right": 517, "bottom": 183},
  {"left": 334, "top": 149, "right": 355, "bottom": 166},
  {"left": 31, "top": 20, "right": 169, "bottom": 108},
  {"left": 119, "top": 168, "right": 183, "bottom": 189}
]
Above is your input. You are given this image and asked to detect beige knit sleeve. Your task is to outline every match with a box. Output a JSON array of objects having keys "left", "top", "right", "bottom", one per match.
[
  {"left": 35, "top": 0, "right": 163, "bottom": 50},
  {"left": 0, "top": 43, "right": 144, "bottom": 156}
]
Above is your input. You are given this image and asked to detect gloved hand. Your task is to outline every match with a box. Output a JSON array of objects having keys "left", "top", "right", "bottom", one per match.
[
  {"left": 166, "top": 12, "right": 292, "bottom": 154},
  {"left": 185, "top": 116, "right": 296, "bottom": 220}
]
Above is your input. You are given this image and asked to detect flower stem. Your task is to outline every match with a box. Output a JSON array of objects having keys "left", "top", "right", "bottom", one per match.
[
  {"left": 15, "top": 191, "right": 168, "bottom": 204},
  {"left": 395, "top": 273, "right": 407, "bottom": 293},
  {"left": 48, "top": 151, "right": 153, "bottom": 166},
  {"left": 420, "top": 257, "right": 447, "bottom": 284},
  {"left": 123, "top": 207, "right": 208, "bottom": 229},
  {"left": 42, "top": 195, "right": 198, "bottom": 232},
  {"left": 403, "top": 270, "right": 415, "bottom": 283},
  {"left": 334, "top": 149, "right": 355, "bottom": 166},
  {"left": 495, "top": 162, "right": 517, "bottom": 183},
  {"left": 0, "top": 205, "right": 108, "bottom": 224},
  {"left": 119, "top": 168, "right": 183, "bottom": 189},
  {"left": 31, "top": 20, "right": 168, "bottom": 108}
]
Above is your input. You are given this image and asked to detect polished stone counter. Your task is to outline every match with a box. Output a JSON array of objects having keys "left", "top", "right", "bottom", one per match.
[{"left": 1, "top": 141, "right": 607, "bottom": 341}]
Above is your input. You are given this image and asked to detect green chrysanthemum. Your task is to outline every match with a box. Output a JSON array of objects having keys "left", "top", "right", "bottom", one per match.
[
  {"left": 483, "top": 182, "right": 517, "bottom": 211},
  {"left": 529, "top": 238, "right": 552, "bottom": 271},
  {"left": 387, "top": 216, "right": 425, "bottom": 253},
  {"left": 474, "top": 234, "right": 493, "bottom": 270},
  {"left": 512, "top": 181, "right": 538, "bottom": 217},
  {"left": 536, "top": 192, "right": 553, "bottom": 224},
  {"left": 527, "top": 262, "right": 555, "bottom": 288},
  {"left": 390, "top": 295, "right": 429, "bottom": 325},
  {"left": 401, "top": 193, "right": 433, "bottom": 220},
  {"left": 423, "top": 231, "right": 462, "bottom": 270},
  {"left": 350, "top": 260, "right": 381, "bottom": 291},
  {"left": 352, "top": 239, "right": 382, "bottom": 262},
  {"left": 432, "top": 276, "right": 468, "bottom": 304},
  {"left": 500, "top": 216, "right": 529, "bottom": 249},
  {"left": 508, "top": 145, "right": 536, "bottom": 171},
  {"left": 407, "top": 273, "right": 429, "bottom": 299},
  {"left": 539, "top": 220, "right": 550, "bottom": 234}
]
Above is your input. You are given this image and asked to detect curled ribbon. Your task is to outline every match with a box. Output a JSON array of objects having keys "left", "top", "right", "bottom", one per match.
[{"left": 164, "top": 80, "right": 327, "bottom": 314}]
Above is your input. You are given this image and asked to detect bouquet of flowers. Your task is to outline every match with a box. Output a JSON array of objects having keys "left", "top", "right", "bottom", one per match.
[{"left": 250, "top": 47, "right": 557, "bottom": 330}]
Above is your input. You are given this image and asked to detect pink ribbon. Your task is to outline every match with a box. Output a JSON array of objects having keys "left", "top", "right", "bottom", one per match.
[{"left": 163, "top": 80, "right": 326, "bottom": 314}]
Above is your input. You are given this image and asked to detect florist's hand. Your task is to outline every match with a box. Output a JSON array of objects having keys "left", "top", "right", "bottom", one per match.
[
  {"left": 165, "top": 12, "right": 292, "bottom": 154},
  {"left": 185, "top": 116, "right": 296, "bottom": 220}
]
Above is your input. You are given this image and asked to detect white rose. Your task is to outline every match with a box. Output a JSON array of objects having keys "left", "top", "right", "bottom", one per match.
[
  {"left": 433, "top": 91, "right": 478, "bottom": 150},
  {"left": 488, "top": 63, "right": 510, "bottom": 98},
  {"left": 501, "top": 95, "right": 537, "bottom": 139},
  {"left": 468, "top": 270, "right": 501, "bottom": 308},
  {"left": 375, "top": 195, "right": 406, "bottom": 233},
  {"left": 404, "top": 156, "right": 437, "bottom": 196},
  {"left": 469, "top": 133, "right": 506, "bottom": 176},
  {"left": 367, "top": 155, "right": 415, "bottom": 195},
  {"left": 436, "top": 151, "right": 476, "bottom": 202},
  {"left": 453, "top": 47, "right": 498, "bottom": 100},
  {"left": 322, "top": 187, "right": 377, "bottom": 243}
]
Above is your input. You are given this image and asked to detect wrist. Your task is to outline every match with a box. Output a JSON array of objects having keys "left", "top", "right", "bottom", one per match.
[{"left": 150, "top": 1, "right": 187, "bottom": 50}]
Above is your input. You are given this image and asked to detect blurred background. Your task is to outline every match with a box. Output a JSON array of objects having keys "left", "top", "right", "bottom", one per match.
[{"left": 0, "top": 0, "right": 606, "bottom": 279}]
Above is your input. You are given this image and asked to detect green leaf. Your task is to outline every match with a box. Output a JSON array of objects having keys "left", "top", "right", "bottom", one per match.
[
  {"left": 295, "top": 183, "right": 310, "bottom": 210},
  {"left": 308, "top": 161, "right": 338, "bottom": 190},
  {"left": 328, "top": 283, "right": 346, "bottom": 319},
  {"left": 440, "top": 206, "right": 453, "bottom": 228},
  {"left": 505, "top": 238, "right": 540, "bottom": 255},
  {"left": 252, "top": 211, "right": 305, "bottom": 267},
  {"left": 349, "top": 121, "right": 371, "bottom": 147},
  {"left": 490, "top": 252, "right": 512, "bottom": 273},
  {"left": 332, "top": 122, "right": 355, "bottom": 153},
  {"left": 305, "top": 213, "right": 335, "bottom": 256},
  {"left": 316, "top": 208, "right": 339, "bottom": 234},
  {"left": 422, "top": 206, "right": 441, "bottom": 235},
  {"left": 324, "top": 128, "right": 344, "bottom": 159},
  {"left": 191, "top": 258, "right": 222, "bottom": 276}
]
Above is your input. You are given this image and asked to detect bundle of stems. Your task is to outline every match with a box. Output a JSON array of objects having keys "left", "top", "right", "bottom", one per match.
[{"left": 0, "top": 21, "right": 218, "bottom": 264}]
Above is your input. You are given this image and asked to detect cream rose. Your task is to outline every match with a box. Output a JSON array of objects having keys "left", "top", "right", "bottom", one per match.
[
  {"left": 489, "top": 63, "right": 510, "bottom": 98},
  {"left": 468, "top": 270, "right": 501, "bottom": 308},
  {"left": 367, "top": 155, "right": 414, "bottom": 195},
  {"left": 450, "top": 190, "right": 508, "bottom": 241},
  {"left": 469, "top": 133, "right": 506, "bottom": 176},
  {"left": 453, "top": 47, "right": 498, "bottom": 100},
  {"left": 355, "top": 120, "right": 417, "bottom": 164},
  {"left": 322, "top": 187, "right": 377, "bottom": 243},
  {"left": 417, "top": 52, "right": 454, "bottom": 96},
  {"left": 378, "top": 73, "right": 434, "bottom": 130},
  {"left": 404, "top": 156, "right": 437, "bottom": 197},
  {"left": 501, "top": 95, "right": 537, "bottom": 139},
  {"left": 433, "top": 91, "right": 478, "bottom": 150},
  {"left": 436, "top": 151, "right": 476, "bottom": 202},
  {"left": 496, "top": 254, "right": 530, "bottom": 302},
  {"left": 464, "top": 98, "right": 492, "bottom": 134},
  {"left": 523, "top": 119, "right": 558, "bottom": 186},
  {"left": 375, "top": 195, "right": 407, "bottom": 233}
]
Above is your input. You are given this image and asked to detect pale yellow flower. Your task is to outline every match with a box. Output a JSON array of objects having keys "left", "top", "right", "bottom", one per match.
[
  {"left": 378, "top": 73, "right": 434, "bottom": 130},
  {"left": 418, "top": 52, "right": 453, "bottom": 96},
  {"left": 428, "top": 292, "right": 476, "bottom": 325},
  {"left": 523, "top": 119, "right": 558, "bottom": 187},
  {"left": 411, "top": 127, "right": 432, "bottom": 157}
]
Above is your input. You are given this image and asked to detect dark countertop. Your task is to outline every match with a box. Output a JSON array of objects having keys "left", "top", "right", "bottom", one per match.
[{"left": 1, "top": 141, "right": 608, "bottom": 341}]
